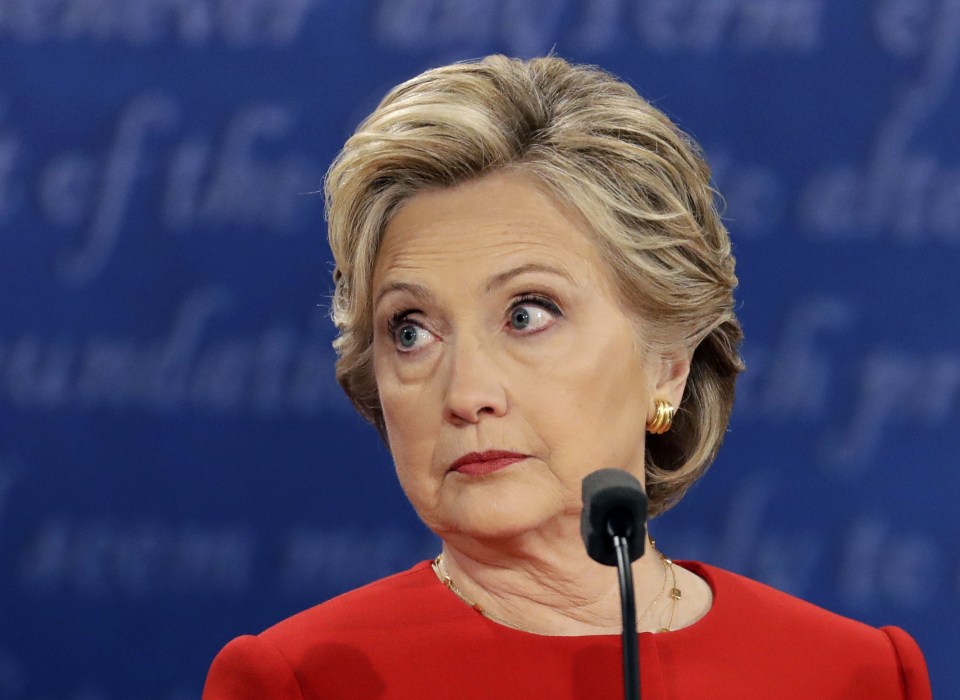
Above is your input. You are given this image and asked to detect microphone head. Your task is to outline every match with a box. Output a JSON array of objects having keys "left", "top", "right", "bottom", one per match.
[{"left": 580, "top": 468, "right": 648, "bottom": 566}]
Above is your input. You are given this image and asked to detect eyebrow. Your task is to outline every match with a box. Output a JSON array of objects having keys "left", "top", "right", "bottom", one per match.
[
  {"left": 373, "top": 262, "right": 575, "bottom": 309},
  {"left": 374, "top": 281, "right": 432, "bottom": 310},
  {"left": 483, "top": 262, "right": 575, "bottom": 293}
]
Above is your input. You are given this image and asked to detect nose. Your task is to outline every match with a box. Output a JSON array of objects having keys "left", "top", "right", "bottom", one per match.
[{"left": 442, "top": 337, "right": 508, "bottom": 425}]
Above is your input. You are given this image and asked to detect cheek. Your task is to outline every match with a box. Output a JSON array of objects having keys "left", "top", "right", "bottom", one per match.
[
  {"left": 380, "top": 401, "right": 429, "bottom": 503},
  {"left": 378, "top": 376, "right": 441, "bottom": 476},
  {"left": 534, "top": 333, "right": 650, "bottom": 435},
  {"left": 379, "top": 373, "right": 435, "bottom": 430}
]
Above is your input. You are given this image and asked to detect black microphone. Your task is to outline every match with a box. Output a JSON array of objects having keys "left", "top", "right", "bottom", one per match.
[{"left": 581, "top": 469, "right": 648, "bottom": 700}]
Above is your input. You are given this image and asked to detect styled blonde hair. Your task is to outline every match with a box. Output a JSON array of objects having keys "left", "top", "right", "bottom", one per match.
[{"left": 325, "top": 55, "right": 744, "bottom": 516}]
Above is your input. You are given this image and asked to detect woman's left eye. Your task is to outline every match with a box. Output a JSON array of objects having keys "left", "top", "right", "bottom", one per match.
[{"left": 507, "top": 296, "right": 560, "bottom": 333}]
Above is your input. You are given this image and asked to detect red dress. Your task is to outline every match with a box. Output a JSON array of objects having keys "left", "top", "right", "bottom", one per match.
[{"left": 203, "top": 560, "right": 931, "bottom": 699}]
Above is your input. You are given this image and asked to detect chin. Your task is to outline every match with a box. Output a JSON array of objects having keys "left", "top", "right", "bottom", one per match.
[
  {"left": 435, "top": 481, "right": 566, "bottom": 542},
  {"left": 444, "top": 514, "right": 544, "bottom": 542}
]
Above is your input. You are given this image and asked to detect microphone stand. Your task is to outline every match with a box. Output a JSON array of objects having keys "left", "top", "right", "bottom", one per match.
[
  {"left": 613, "top": 534, "right": 640, "bottom": 700},
  {"left": 581, "top": 469, "right": 647, "bottom": 700}
]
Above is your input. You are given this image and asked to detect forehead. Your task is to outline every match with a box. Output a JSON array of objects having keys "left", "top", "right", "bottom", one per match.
[{"left": 373, "top": 171, "right": 613, "bottom": 292}]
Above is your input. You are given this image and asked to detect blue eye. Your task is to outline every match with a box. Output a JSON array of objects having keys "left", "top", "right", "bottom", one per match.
[
  {"left": 510, "top": 307, "right": 531, "bottom": 330},
  {"left": 397, "top": 324, "right": 419, "bottom": 349},
  {"left": 508, "top": 295, "right": 560, "bottom": 333},
  {"left": 388, "top": 314, "right": 434, "bottom": 353}
]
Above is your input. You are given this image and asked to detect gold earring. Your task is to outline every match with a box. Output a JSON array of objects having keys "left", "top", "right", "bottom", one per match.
[{"left": 646, "top": 399, "right": 675, "bottom": 435}]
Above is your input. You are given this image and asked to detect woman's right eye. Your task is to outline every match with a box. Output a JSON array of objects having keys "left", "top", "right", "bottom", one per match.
[{"left": 389, "top": 318, "right": 435, "bottom": 353}]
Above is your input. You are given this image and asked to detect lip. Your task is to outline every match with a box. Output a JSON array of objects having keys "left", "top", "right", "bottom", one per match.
[{"left": 448, "top": 450, "right": 528, "bottom": 476}]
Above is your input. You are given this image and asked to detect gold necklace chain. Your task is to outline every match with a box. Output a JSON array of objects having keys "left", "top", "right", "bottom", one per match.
[
  {"left": 433, "top": 553, "right": 534, "bottom": 633},
  {"left": 431, "top": 543, "right": 683, "bottom": 634},
  {"left": 653, "top": 539, "right": 683, "bottom": 633},
  {"left": 637, "top": 543, "right": 669, "bottom": 624}
]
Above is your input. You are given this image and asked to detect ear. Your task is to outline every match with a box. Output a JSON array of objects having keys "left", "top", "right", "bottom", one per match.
[{"left": 650, "top": 349, "right": 692, "bottom": 416}]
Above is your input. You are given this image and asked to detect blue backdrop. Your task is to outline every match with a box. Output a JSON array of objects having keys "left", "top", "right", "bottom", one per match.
[{"left": 1, "top": 1, "right": 958, "bottom": 698}]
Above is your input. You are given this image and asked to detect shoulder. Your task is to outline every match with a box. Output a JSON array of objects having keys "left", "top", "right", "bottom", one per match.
[
  {"left": 677, "top": 561, "right": 931, "bottom": 699},
  {"left": 688, "top": 561, "right": 895, "bottom": 641},
  {"left": 261, "top": 560, "right": 446, "bottom": 640},
  {"left": 203, "top": 561, "right": 459, "bottom": 699},
  {"left": 203, "top": 634, "right": 306, "bottom": 700}
]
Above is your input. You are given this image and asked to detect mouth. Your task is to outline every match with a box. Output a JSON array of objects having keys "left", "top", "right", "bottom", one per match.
[{"left": 448, "top": 450, "right": 528, "bottom": 476}]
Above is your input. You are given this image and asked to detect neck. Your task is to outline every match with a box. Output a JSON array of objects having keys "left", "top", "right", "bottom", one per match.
[{"left": 437, "top": 520, "right": 676, "bottom": 636}]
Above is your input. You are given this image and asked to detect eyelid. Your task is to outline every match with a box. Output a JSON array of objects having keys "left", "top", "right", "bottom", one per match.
[
  {"left": 511, "top": 293, "right": 562, "bottom": 316},
  {"left": 384, "top": 304, "right": 429, "bottom": 329},
  {"left": 507, "top": 293, "right": 562, "bottom": 334},
  {"left": 386, "top": 309, "right": 415, "bottom": 332},
  {"left": 386, "top": 309, "right": 437, "bottom": 353}
]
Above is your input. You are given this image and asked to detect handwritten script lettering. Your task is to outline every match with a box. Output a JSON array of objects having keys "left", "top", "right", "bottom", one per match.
[
  {"left": 0, "top": 0, "right": 319, "bottom": 46},
  {"left": 0, "top": 288, "right": 346, "bottom": 415},
  {"left": 735, "top": 298, "right": 960, "bottom": 470},
  {"left": 19, "top": 518, "right": 255, "bottom": 596},
  {"left": 374, "top": 0, "right": 824, "bottom": 55},
  {"left": 671, "top": 473, "right": 955, "bottom": 610},
  {"left": 802, "top": 0, "right": 960, "bottom": 240},
  {"left": 31, "top": 96, "right": 321, "bottom": 286}
]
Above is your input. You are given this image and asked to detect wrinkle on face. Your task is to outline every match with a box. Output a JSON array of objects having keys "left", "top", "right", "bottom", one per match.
[{"left": 370, "top": 170, "right": 664, "bottom": 542}]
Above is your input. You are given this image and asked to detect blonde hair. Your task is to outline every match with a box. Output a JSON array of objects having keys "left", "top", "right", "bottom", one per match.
[{"left": 325, "top": 55, "right": 744, "bottom": 517}]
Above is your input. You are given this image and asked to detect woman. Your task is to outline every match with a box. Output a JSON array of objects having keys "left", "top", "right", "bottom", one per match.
[{"left": 203, "top": 55, "right": 931, "bottom": 698}]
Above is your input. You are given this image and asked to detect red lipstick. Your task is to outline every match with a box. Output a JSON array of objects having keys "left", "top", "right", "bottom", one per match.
[{"left": 449, "top": 450, "right": 527, "bottom": 476}]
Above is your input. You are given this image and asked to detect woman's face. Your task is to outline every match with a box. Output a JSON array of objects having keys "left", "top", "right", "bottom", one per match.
[{"left": 371, "top": 170, "right": 687, "bottom": 541}]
